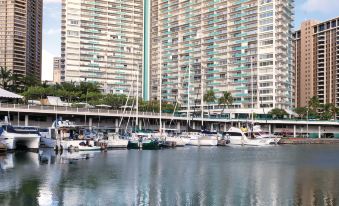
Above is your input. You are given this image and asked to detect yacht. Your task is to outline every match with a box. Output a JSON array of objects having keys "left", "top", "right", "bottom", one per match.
[
  {"left": 40, "top": 120, "right": 101, "bottom": 151},
  {"left": 252, "top": 125, "right": 281, "bottom": 144},
  {"left": 0, "top": 125, "right": 40, "bottom": 150},
  {"left": 98, "top": 132, "right": 128, "bottom": 149},
  {"left": 185, "top": 132, "right": 218, "bottom": 146},
  {"left": 224, "top": 127, "right": 275, "bottom": 146}
]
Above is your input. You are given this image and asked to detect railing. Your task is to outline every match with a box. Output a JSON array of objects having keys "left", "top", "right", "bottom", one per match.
[
  {"left": 0, "top": 103, "right": 174, "bottom": 118},
  {"left": 1, "top": 103, "right": 339, "bottom": 124}
]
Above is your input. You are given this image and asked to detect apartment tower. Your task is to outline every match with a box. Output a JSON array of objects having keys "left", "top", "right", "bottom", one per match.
[
  {"left": 149, "top": 0, "right": 294, "bottom": 113},
  {"left": 294, "top": 17, "right": 339, "bottom": 107},
  {"left": 0, "top": 0, "right": 42, "bottom": 79},
  {"left": 61, "top": 0, "right": 144, "bottom": 95},
  {"left": 53, "top": 57, "right": 62, "bottom": 83}
]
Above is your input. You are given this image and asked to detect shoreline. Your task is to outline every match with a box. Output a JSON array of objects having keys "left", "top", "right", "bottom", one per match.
[{"left": 279, "top": 138, "right": 339, "bottom": 144}]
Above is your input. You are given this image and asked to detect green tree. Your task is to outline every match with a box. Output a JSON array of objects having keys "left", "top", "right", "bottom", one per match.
[
  {"left": 269, "top": 108, "right": 288, "bottom": 119},
  {"left": 218, "top": 91, "right": 233, "bottom": 116},
  {"left": 294, "top": 107, "right": 308, "bottom": 119},
  {"left": 204, "top": 89, "right": 216, "bottom": 116},
  {"left": 0, "top": 66, "right": 14, "bottom": 91},
  {"left": 308, "top": 96, "right": 320, "bottom": 113},
  {"left": 319, "top": 103, "right": 337, "bottom": 120}
]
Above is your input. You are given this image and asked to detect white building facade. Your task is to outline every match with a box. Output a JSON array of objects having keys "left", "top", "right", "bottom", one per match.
[
  {"left": 61, "top": 0, "right": 144, "bottom": 95},
  {"left": 149, "top": 0, "right": 294, "bottom": 114}
]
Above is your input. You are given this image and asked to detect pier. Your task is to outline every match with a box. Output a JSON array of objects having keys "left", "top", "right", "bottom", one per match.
[{"left": 1, "top": 103, "right": 339, "bottom": 138}]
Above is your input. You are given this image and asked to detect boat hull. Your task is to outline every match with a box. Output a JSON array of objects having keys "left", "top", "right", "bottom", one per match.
[
  {"left": 40, "top": 137, "right": 56, "bottom": 148},
  {"left": 1, "top": 132, "right": 40, "bottom": 150}
]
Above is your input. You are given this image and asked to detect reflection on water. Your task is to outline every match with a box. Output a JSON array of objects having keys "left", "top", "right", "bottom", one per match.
[{"left": 1, "top": 145, "right": 339, "bottom": 205}]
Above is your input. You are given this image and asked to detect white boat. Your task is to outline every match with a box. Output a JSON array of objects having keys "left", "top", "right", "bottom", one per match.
[
  {"left": 164, "top": 136, "right": 186, "bottom": 146},
  {"left": 185, "top": 132, "right": 218, "bottom": 146},
  {"left": 198, "top": 134, "right": 218, "bottom": 146},
  {"left": 99, "top": 133, "right": 128, "bottom": 148},
  {"left": 225, "top": 127, "right": 275, "bottom": 146},
  {"left": 0, "top": 125, "right": 40, "bottom": 150},
  {"left": 40, "top": 120, "right": 101, "bottom": 151},
  {"left": 252, "top": 125, "right": 281, "bottom": 144}
]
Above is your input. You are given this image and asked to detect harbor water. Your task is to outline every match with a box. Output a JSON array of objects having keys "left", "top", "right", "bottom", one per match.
[{"left": 1, "top": 145, "right": 339, "bottom": 205}]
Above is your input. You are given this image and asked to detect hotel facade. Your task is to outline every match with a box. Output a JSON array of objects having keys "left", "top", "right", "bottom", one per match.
[
  {"left": 61, "top": 0, "right": 144, "bottom": 95},
  {"left": 149, "top": 0, "right": 294, "bottom": 113},
  {"left": 0, "top": 0, "right": 42, "bottom": 79},
  {"left": 294, "top": 17, "right": 339, "bottom": 107},
  {"left": 62, "top": 0, "right": 294, "bottom": 113}
]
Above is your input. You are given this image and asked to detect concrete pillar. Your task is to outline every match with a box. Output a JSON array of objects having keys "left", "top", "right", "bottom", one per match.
[
  {"left": 138, "top": 119, "right": 142, "bottom": 130},
  {"left": 293, "top": 125, "right": 296, "bottom": 138},
  {"left": 224, "top": 123, "right": 227, "bottom": 132},
  {"left": 238, "top": 122, "right": 241, "bottom": 128},
  {"left": 211, "top": 123, "right": 214, "bottom": 131},
  {"left": 115, "top": 118, "right": 119, "bottom": 133},
  {"left": 193, "top": 121, "right": 196, "bottom": 129},
  {"left": 25, "top": 115, "right": 29, "bottom": 126},
  {"left": 177, "top": 121, "right": 181, "bottom": 132},
  {"left": 89, "top": 118, "right": 93, "bottom": 129},
  {"left": 318, "top": 126, "right": 321, "bottom": 139},
  {"left": 269, "top": 124, "right": 272, "bottom": 134},
  {"left": 17, "top": 112, "right": 20, "bottom": 126}
]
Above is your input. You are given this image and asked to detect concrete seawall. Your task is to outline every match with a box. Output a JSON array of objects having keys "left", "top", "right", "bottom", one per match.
[{"left": 279, "top": 138, "right": 339, "bottom": 144}]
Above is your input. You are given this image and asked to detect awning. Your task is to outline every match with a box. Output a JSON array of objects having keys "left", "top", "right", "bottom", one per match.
[{"left": 0, "top": 88, "right": 23, "bottom": 99}]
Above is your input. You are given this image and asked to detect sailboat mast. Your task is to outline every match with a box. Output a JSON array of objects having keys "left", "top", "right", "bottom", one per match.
[
  {"left": 201, "top": 66, "right": 204, "bottom": 126},
  {"left": 159, "top": 43, "right": 162, "bottom": 133},
  {"left": 187, "top": 66, "right": 190, "bottom": 127}
]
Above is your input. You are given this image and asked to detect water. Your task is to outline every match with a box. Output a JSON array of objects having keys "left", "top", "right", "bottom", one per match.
[{"left": 1, "top": 145, "right": 339, "bottom": 206}]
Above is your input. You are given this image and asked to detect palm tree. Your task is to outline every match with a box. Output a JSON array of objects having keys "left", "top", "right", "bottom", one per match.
[
  {"left": 269, "top": 108, "right": 288, "bottom": 119},
  {"left": 203, "top": 89, "right": 216, "bottom": 116},
  {"left": 218, "top": 91, "right": 233, "bottom": 116},
  {"left": 320, "top": 103, "right": 336, "bottom": 120},
  {"left": 308, "top": 96, "right": 320, "bottom": 113},
  {"left": 0, "top": 66, "right": 14, "bottom": 90},
  {"left": 294, "top": 107, "right": 308, "bottom": 119}
]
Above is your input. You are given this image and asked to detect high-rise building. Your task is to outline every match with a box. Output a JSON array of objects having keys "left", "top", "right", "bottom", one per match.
[
  {"left": 0, "top": 0, "right": 42, "bottom": 79},
  {"left": 294, "top": 17, "right": 339, "bottom": 107},
  {"left": 61, "top": 0, "right": 144, "bottom": 95},
  {"left": 293, "top": 20, "right": 319, "bottom": 107},
  {"left": 149, "top": 0, "right": 294, "bottom": 113},
  {"left": 53, "top": 57, "right": 62, "bottom": 83}
]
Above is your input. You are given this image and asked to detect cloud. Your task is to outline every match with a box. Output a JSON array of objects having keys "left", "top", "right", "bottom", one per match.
[
  {"left": 302, "top": 0, "right": 339, "bottom": 13},
  {"left": 42, "top": 49, "right": 55, "bottom": 81}
]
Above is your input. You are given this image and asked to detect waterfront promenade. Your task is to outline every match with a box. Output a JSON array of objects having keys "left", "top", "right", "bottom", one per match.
[{"left": 1, "top": 103, "right": 339, "bottom": 137}]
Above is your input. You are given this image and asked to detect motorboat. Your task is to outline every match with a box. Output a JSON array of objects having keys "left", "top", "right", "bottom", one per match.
[
  {"left": 185, "top": 132, "right": 218, "bottom": 146},
  {"left": 99, "top": 133, "right": 128, "bottom": 149},
  {"left": 127, "top": 132, "right": 160, "bottom": 150},
  {"left": 224, "top": 127, "right": 275, "bottom": 146},
  {"left": 164, "top": 136, "right": 186, "bottom": 147},
  {"left": 0, "top": 125, "right": 40, "bottom": 150},
  {"left": 252, "top": 125, "right": 281, "bottom": 144},
  {"left": 41, "top": 120, "right": 101, "bottom": 151}
]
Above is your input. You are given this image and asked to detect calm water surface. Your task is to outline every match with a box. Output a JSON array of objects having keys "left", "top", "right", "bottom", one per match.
[{"left": 1, "top": 145, "right": 339, "bottom": 206}]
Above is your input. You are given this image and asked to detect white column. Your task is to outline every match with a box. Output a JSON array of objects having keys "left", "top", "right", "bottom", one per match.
[
  {"left": 25, "top": 115, "right": 29, "bottom": 126},
  {"left": 211, "top": 123, "right": 214, "bottom": 131},
  {"left": 139, "top": 119, "right": 142, "bottom": 130},
  {"left": 115, "top": 119, "right": 119, "bottom": 133},
  {"left": 89, "top": 118, "right": 93, "bottom": 129},
  {"left": 177, "top": 121, "right": 181, "bottom": 132},
  {"left": 193, "top": 121, "right": 196, "bottom": 129},
  {"left": 293, "top": 125, "right": 296, "bottom": 138},
  {"left": 269, "top": 124, "right": 272, "bottom": 134},
  {"left": 318, "top": 126, "right": 321, "bottom": 139},
  {"left": 224, "top": 123, "right": 227, "bottom": 132}
]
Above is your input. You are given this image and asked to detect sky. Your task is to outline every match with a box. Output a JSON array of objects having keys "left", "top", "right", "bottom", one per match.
[{"left": 42, "top": 0, "right": 339, "bottom": 80}]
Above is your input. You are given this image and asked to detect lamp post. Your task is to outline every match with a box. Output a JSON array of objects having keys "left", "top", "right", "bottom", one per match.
[{"left": 306, "top": 107, "right": 309, "bottom": 138}]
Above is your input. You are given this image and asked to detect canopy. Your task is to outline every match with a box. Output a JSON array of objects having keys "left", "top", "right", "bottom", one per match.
[
  {"left": 95, "top": 104, "right": 111, "bottom": 108},
  {"left": 0, "top": 88, "right": 22, "bottom": 99}
]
